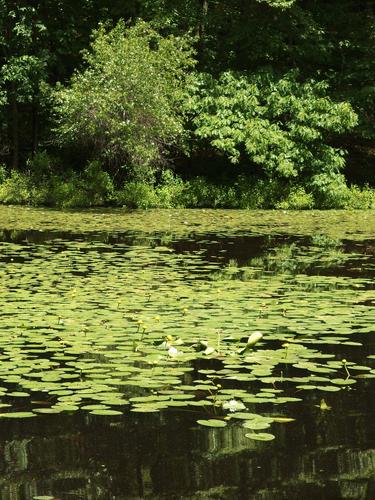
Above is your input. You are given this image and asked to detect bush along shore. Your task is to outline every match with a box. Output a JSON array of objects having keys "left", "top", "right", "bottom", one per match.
[{"left": 0, "top": 158, "right": 374, "bottom": 210}]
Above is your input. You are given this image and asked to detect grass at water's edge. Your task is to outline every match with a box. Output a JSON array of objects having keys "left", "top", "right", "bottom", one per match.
[{"left": 0, "top": 167, "right": 374, "bottom": 210}]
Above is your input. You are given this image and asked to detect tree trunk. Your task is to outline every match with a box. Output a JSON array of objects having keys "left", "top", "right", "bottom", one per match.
[
  {"left": 9, "top": 85, "right": 19, "bottom": 170},
  {"left": 198, "top": 0, "right": 209, "bottom": 67},
  {"left": 32, "top": 99, "right": 38, "bottom": 154}
]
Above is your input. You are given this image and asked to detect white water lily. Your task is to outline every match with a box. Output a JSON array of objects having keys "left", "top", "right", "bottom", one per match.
[
  {"left": 247, "top": 331, "right": 263, "bottom": 346},
  {"left": 222, "top": 399, "right": 246, "bottom": 412},
  {"left": 238, "top": 331, "right": 264, "bottom": 354},
  {"left": 168, "top": 346, "right": 180, "bottom": 357}
]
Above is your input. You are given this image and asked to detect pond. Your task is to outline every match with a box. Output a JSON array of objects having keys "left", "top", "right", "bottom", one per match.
[{"left": 0, "top": 206, "right": 374, "bottom": 500}]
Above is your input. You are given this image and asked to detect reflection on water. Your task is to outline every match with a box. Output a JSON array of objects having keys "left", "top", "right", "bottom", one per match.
[
  {"left": 0, "top": 385, "right": 375, "bottom": 499},
  {"left": 0, "top": 208, "right": 374, "bottom": 499}
]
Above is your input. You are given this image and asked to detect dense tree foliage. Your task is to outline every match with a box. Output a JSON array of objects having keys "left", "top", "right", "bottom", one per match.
[
  {"left": 188, "top": 71, "right": 357, "bottom": 177},
  {"left": 55, "top": 21, "right": 195, "bottom": 179},
  {"left": 1, "top": 0, "right": 375, "bottom": 207},
  {"left": 0, "top": 0, "right": 137, "bottom": 168}
]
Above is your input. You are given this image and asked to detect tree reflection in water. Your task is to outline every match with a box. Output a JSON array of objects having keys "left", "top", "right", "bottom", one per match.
[{"left": 0, "top": 383, "right": 374, "bottom": 499}]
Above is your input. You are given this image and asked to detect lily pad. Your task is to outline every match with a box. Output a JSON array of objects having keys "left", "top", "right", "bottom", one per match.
[
  {"left": 90, "top": 409, "right": 123, "bottom": 416},
  {"left": 197, "top": 419, "right": 227, "bottom": 428},
  {"left": 245, "top": 432, "right": 275, "bottom": 441},
  {"left": 0, "top": 412, "right": 36, "bottom": 418}
]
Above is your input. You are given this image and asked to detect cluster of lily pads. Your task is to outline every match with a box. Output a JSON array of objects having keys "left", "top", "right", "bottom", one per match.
[
  {"left": 0, "top": 208, "right": 374, "bottom": 442},
  {"left": 1, "top": 206, "right": 375, "bottom": 240}
]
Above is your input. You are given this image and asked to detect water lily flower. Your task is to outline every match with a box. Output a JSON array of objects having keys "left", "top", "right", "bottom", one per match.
[
  {"left": 247, "top": 331, "right": 263, "bottom": 346},
  {"left": 222, "top": 399, "right": 246, "bottom": 412},
  {"left": 238, "top": 331, "right": 263, "bottom": 354},
  {"left": 168, "top": 346, "right": 179, "bottom": 357}
]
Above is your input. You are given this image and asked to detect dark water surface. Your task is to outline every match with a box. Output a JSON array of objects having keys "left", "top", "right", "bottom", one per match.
[{"left": 0, "top": 207, "right": 374, "bottom": 500}]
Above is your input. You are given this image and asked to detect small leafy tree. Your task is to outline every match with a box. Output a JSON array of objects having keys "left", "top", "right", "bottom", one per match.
[
  {"left": 54, "top": 20, "right": 195, "bottom": 179},
  {"left": 187, "top": 70, "right": 358, "bottom": 198}
]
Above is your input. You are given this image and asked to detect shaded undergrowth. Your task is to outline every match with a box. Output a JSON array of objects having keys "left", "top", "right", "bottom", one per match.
[{"left": 0, "top": 161, "right": 375, "bottom": 210}]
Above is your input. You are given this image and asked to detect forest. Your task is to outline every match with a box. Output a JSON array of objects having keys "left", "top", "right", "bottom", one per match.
[{"left": 1, "top": 0, "right": 375, "bottom": 209}]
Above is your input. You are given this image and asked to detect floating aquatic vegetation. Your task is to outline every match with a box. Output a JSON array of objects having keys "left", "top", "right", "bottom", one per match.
[
  {"left": 0, "top": 207, "right": 374, "bottom": 444},
  {"left": 1, "top": 206, "right": 375, "bottom": 240},
  {"left": 245, "top": 432, "right": 275, "bottom": 441},
  {"left": 197, "top": 419, "right": 227, "bottom": 428}
]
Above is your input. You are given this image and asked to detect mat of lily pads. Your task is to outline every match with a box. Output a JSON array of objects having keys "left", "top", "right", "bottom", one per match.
[{"left": 0, "top": 207, "right": 374, "bottom": 442}]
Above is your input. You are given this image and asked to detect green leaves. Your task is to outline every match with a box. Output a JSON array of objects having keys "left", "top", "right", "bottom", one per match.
[
  {"left": 188, "top": 70, "right": 357, "bottom": 198},
  {"left": 256, "top": 0, "right": 296, "bottom": 8},
  {"left": 0, "top": 207, "right": 373, "bottom": 432},
  {"left": 245, "top": 432, "right": 275, "bottom": 441},
  {"left": 55, "top": 20, "right": 195, "bottom": 175},
  {"left": 197, "top": 419, "right": 227, "bottom": 428},
  {"left": 0, "top": 412, "right": 36, "bottom": 419}
]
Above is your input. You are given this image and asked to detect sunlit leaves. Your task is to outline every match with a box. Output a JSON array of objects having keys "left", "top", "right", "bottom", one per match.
[
  {"left": 197, "top": 419, "right": 227, "bottom": 428},
  {"left": 188, "top": 70, "right": 357, "bottom": 199},
  {"left": 245, "top": 432, "right": 275, "bottom": 441},
  {"left": 55, "top": 20, "right": 195, "bottom": 173},
  {"left": 0, "top": 208, "right": 373, "bottom": 437}
]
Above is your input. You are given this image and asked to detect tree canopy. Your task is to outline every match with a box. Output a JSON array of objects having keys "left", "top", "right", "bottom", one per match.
[
  {"left": 54, "top": 21, "right": 195, "bottom": 178},
  {"left": 0, "top": 0, "right": 375, "bottom": 206}
]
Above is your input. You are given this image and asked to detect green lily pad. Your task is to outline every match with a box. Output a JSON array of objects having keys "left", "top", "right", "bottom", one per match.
[
  {"left": 245, "top": 432, "right": 275, "bottom": 441},
  {"left": 90, "top": 409, "right": 123, "bottom": 416},
  {"left": 243, "top": 420, "right": 271, "bottom": 430},
  {"left": 316, "top": 385, "right": 341, "bottom": 392},
  {"left": 33, "top": 408, "right": 62, "bottom": 414},
  {"left": 81, "top": 404, "right": 110, "bottom": 410},
  {"left": 197, "top": 419, "right": 227, "bottom": 428},
  {"left": 0, "top": 412, "right": 36, "bottom": 418},
  {"left": 331, "top": 378, "right": 357, "bottom": 385},
  {"left": 0, "top": 207, "right": 374, "bottom": 436},
  {"left": 7, "top": 391, "right": 30, "bottom": 397}
]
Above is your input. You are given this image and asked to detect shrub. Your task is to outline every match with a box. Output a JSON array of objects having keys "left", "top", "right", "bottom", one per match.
[
  {"left": 0, "top": 159, "right": 114, "bottom": 208},
  {"left": 309, "top": 172, "right": 349, "bottom": 208},
  {"left": 54, "top": 20, "right": 195, "bottom": 177},
  {"left": 27, "top": 150, "right": 54, "bottom": 179},
  {"left": 276, "top": 186, "right": 315, "bottom": 209},
  {"left": 0, "top": 164, "right": 7, "bottom": 183},
  {"left": 187, "top": 70, "right": 358, "bottom": 203},
  {"left": 116, "top": 170, "right": 186, "bottom": 208},
  {"left": 116, "top": 182, "right": 159, "bottom": 209},
  {"left": 155, "top": 170, "right": 186, "bottom": 208},
  {"left": 0, "top": 170, "right": 32, "bottom": 204},
  {"left": 1, "top": 165, "right": 374, "bottom": 209},
  {"left": 345, "top": 184, "right": 375, "bottom": 209}
]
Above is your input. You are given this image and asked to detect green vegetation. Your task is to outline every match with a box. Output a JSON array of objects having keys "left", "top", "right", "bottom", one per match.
[
  {"left": 2, "top": 205, "right": 375, "bottom": 240},
  {"left": 54, "top": 21, "right": 195, "bottom": 178},
  {"left": 1, "top": 1, "right": 375, "bottom": 207},
  {"left": 0, "top": 208, "right": 374, "bottom": 428},
  {"left": 187, "top": 72, "right": 357, "bottom": 194},
  {"left": 0, "top": 207, "right": 374, "bottom": 500},
  {"left": 1, "top": 160, "right": 374, "bottom": 208}
]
